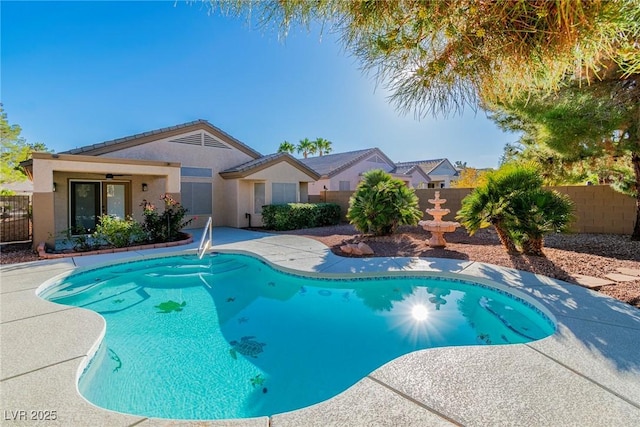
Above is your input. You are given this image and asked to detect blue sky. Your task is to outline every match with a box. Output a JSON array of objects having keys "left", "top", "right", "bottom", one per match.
[{"left": 2, "top": 1, "right": 518, "bottom": 168}]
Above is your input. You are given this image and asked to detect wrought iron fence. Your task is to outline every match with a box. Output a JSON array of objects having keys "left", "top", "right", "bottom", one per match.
[{"left": 0, "top": 195, "right": 32, "bottom": 243}]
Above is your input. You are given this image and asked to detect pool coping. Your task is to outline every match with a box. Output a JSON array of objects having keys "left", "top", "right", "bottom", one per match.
[{"left": 2, "top": 227, "right": 639, "bottom": 426}]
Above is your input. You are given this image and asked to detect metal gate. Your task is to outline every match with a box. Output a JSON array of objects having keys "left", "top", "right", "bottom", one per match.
[{"left": 0, "top": 195, "right": 32, "bottom": 243}]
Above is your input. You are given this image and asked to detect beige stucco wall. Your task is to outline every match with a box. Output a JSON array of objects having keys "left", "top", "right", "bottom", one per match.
[
  {"left": 50, "top": 172, "right": 168, "bottom": 236},
  {"left": 29, "top": 154, "right": 180, "bottom": 248},
  {"left": 32, "top": 192, "right": 55, "bottom": 247},
  {"left": 227, "top": 162, "right": 317, "bottom": 227},
  {"left": 308, "top": 178, "right": 331, "bottom": 196},
  {"left": 101, "top": 131, "right": 256, "bottom": 230}
]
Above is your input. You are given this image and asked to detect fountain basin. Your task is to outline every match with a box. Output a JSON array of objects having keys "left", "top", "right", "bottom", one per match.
[{"left": 419, "top": 220, "right": 460, "bottom": 233}]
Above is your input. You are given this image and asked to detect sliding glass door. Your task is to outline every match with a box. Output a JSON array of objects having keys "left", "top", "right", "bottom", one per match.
[
  {"left": 70, "top": 182, "right": 101, "bottom": 232},
  {"left": 70, "top": 181, "right": 130, "bottom": 233}
]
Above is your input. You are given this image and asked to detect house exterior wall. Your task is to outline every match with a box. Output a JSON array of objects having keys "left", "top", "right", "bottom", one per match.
[
  {"left": 51, "top": 172, "right": 168, "bottom": 237},
  {"left": 428, "top": 161, "right": 458, "bottom": 188},
  {"left": 409, "top": 174, "right": 431, "bottom": 189},
  {"left": 307, "top": 155, "right": 395, "bottom": 195},
  {"left": 222, "top": 179, "right": 240, "bottom": 228},
  {"left": 96, "top": 130, "right": 256, "bottom": 229},
  {"left": 30, "top": 154, "right": 179, "bottom": 248},
  {"left": 308, "top": 178, "right": 330, "bottom": 196},
  {"left": 233, "top": 162, "right": 316, "bottom": 227}
]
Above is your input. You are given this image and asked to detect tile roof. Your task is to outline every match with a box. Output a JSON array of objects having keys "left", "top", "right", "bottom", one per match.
[
  {"left": 300, "top": 148, "right": 389, "bottom": 178},
  {"left": 220, "top": 152, "right": 320, "bottom": 180},
  {"left": 394, "top": 159, "right": 447, "bottom": 175},
  {"left": 61, "top": 119, "right": 262, "bottom": 158}
]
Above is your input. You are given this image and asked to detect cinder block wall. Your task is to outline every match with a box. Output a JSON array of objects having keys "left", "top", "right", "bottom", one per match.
[
  {"left": 319, "top": 185, "right": 636, "bottom": 235},
  {"left": 552, "top": 185, "right": 636, "bottom": 234}
]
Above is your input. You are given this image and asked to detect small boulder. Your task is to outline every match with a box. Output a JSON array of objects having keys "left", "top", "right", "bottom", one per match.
[
  {"left": 340, "top": 245, "right": 353, "bottom": 254},
  {"left": 357, "top": 242, "right": 374, "bottom": 255},
  {"left": 351, "top": 246, "right": 364, "bottom": 256}
]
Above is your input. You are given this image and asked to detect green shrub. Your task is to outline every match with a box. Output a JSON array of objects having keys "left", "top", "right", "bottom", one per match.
[
  {"left": 457, "top": 163, "right": 574, "bottom": 256},
  {"left": 141, "top": 194, "right": 193, "bottom": 242},
  {"left": 346, "top": 169, "right": 422, "bottom": 236},
  {"left": 57, "top": 225, "right": 101, "bottom": 252},
  {"left": 94, "top": 215, "right": 146, "bottom": 248},
  {"left": 262, "top": 203, "right": 341, "bottom": 231}
]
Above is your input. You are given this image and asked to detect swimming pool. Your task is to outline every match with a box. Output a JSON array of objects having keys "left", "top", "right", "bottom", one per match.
[{"left": 40, "top": 252, "right": 555, "bottom": 420}]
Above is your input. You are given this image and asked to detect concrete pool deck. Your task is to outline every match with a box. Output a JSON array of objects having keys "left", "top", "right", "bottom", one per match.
[{"left": 1, "top": 227, "right": 639, "bottom": 426}]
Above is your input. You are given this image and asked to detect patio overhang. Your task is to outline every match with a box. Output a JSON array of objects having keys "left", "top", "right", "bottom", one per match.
[{"left": 25, "top": 152, "right": 181, "bottom": 193}]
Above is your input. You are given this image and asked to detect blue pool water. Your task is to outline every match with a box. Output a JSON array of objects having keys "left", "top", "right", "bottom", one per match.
[{"left": 41, "top": 253, "right": 554, "bottom": 420}]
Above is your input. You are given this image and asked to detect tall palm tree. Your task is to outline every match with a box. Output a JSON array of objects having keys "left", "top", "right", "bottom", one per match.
[
  {"left": 277, "top": 140, "right": 296, "bottom": 154},
  {"left": 313, "top": 137, "right": 333, "bottom": 156},
  {"left": 296, "top": 138, "right": 316, "bottom": 159}
]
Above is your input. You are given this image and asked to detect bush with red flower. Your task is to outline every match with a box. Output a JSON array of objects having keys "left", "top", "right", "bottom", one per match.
[{"left": 141, "top": 194, "right": 193, "bottom": 243}]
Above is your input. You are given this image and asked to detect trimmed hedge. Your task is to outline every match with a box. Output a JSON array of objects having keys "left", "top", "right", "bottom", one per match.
[{"left": 262, "top": 203, "right": 341, "bottom": 231}]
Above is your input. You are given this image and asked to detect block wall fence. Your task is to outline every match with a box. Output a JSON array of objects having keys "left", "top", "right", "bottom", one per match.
[{"left": 309, "top": 185, "right": 637, "bottom": 235}]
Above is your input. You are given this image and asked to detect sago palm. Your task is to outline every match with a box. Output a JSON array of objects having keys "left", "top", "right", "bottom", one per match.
[
  {"left": 457, "top": 164, "right": 542, "bottom": 254},
  {"left": 508, "top": 189, "right": 575, "bottom": 256},
  {"left": 347, "top": 169, "right": 422, "bottom": 236},
  {"left": 457, "top": 164, "right": 574, "bottom": 255}
]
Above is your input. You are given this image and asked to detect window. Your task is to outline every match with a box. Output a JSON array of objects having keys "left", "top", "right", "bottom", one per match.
[
  {"left": 427, "top": 183, "right": 436, "bottom": 189},
  {"left": 338, "top": 181, "right": 350, "bottom": 191},
  {"left": 181, "top": 182, "right": 213, "bottom": 214},
  {"left": 272, "top": 183, "right": 297, "bottom": 204},
  {"left": 254, "top": 183, "right": 265, "bottom": 214},
  {"left": 181, "top": 167, "right": 212, "bottom": 178},
  {"left": 440, "top": 183, "right": 446, "bottom": 188}
]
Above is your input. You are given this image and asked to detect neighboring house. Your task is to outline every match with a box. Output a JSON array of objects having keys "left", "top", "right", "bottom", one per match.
[
  {"left": 0, "top": 180, "right": 33, "bottom": 195},
  {"left": 21, "top": 120, "right": 319, "bottom": 248},
  {"left": 301, "top": 148, "right": 431, "bottom": 195},
  {"left": 393, "top": 158, "right": 459, "bottom": 188}
]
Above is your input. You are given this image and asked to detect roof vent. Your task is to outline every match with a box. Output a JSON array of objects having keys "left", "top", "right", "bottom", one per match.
[
  {"left": 204, "top": 134, "right": 231, "bottom": 149},
  {"left": 169, "top": 133, "right": 202, "bottom": 146}
]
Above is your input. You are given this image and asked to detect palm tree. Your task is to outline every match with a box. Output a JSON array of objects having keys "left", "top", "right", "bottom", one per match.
[
  {"left": 296, "top": 138, "right": 316, "bottom": 159},
  {"left": 454, "top": 161, "right": 467, "bottom": 170},
  {"left": 313, "top": 138, "right": 333, "bottom": 156},
  {"left": 347, "top": 169, "right": 422, "bottom": 236},
  {"left": 457, "top": 164, "right": 574, "bottom": 256},
  {"left": 277, "top": 140, "right": 296, "bottom": 154},
  {"left": 457, "top": 164, "right": 542, "bottom": 254},
  {"left": 508, "top": 189, "right": 574, "bottom": 256}
]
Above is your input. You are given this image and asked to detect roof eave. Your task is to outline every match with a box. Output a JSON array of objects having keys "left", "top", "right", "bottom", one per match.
[
  {"left": 63, "top": 120, "right": 261, "bottom": 159},
  {"left": 220, "top": 154, "right": 320, "bottom": 180}
]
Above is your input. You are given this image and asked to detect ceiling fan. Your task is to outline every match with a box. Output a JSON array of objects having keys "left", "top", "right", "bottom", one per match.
[{"left": 105, "top": 173, "right": 131, "bottom": 180}]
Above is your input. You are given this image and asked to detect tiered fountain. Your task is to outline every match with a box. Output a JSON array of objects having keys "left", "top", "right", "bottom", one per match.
[{"left": 418, "top": 191, "right": 460, "bottom": 248}]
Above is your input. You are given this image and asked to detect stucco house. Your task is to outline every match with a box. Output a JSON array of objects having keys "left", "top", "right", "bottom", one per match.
[
  {"left": 22, "top": 120, "right": 319, "bottom": 249},
  {"left": 394, "top": 158, "right": 459, "bottom": 189},
  {"left": 301, "top": 148, "right": 432, "bottom": 195}
]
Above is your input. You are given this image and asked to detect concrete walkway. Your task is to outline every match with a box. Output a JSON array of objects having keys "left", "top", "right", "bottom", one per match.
[{"left": 1, "top": 227, "right": 639, "bottom": 426}]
